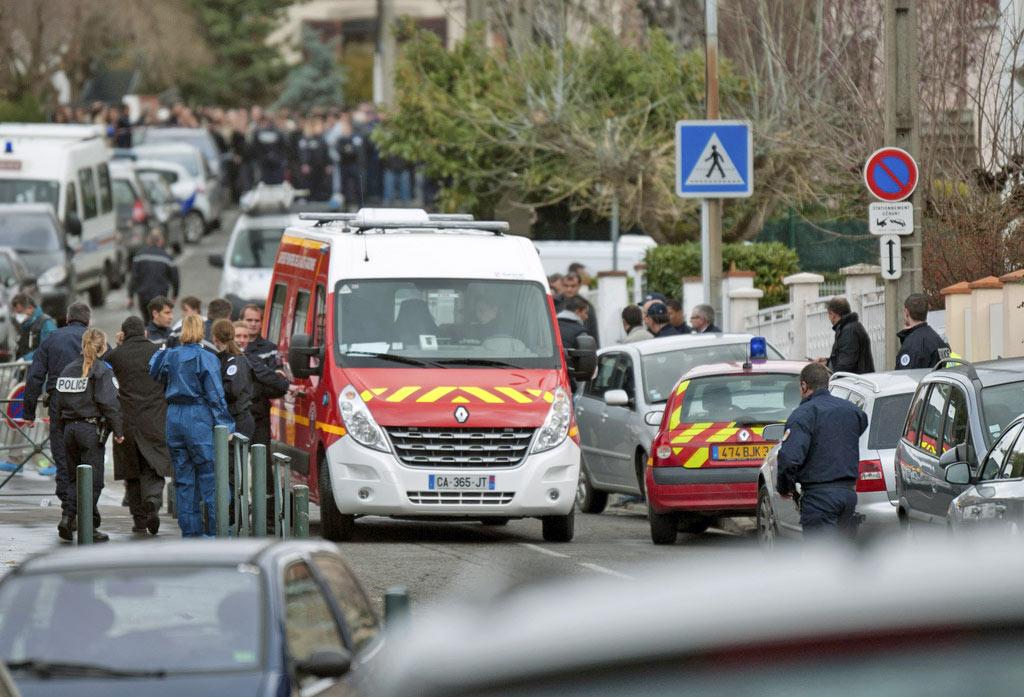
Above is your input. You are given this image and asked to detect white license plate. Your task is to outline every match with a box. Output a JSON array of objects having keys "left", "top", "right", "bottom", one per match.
[{"left": 428, "top": 474, "right": 496, "bottom": 491}]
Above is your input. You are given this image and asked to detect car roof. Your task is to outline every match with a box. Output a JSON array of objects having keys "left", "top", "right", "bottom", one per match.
[
  {"left": 0, "top": 203, "right": 57, "bottom": 216},
  {"left": 929, "top": 358, "right": 1024, "bottom": 388},
  {"left": 376, "top": 534, "right": 1024, "bottom": 696},
  {"left": 133, "top": 143, "right": 202, "bottom": 157},
  {"left": 830, "top": 369, "right": 928, "bottom": 395},
  {"left": 131, "top": 158, "right": 190, "bottom": 175},
  {"left": 682, "top": 359, "right": 807, "bottom": 379},
  {"left": 610, "top": 333, "right": 760, "bottom": 356}
]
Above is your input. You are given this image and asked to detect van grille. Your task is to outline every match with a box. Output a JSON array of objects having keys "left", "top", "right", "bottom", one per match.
[
  {"left": 386, "top": 427, "right": 534, "bottom": 468},
  {"left": 406, "top": 491, "right": 515, "bottom": 505}
]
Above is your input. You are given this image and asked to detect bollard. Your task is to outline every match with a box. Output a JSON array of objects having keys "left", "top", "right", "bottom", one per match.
[
  {"left": 384, "top": 586, "right": 411, "bottom": 628},
  {"left": 214, "top": 425, "right": 230, "bottom": 537},
  {"left": 292, "top": 485, "right": 309, "bottom": 538},
  {"left": 273, "top": 453, "right": 292, "bottom": 538},
  {"left": 77, "top": 464, "right": 93, "bottom": 545},
  {"left": 234, "top": 435, "right": 251, "bottom": 537},
  {"left": 251, "top": 444, "right": 267, "bottom": 537}
]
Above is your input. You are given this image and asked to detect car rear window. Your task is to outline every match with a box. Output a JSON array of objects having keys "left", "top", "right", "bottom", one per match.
[
  {"left": 675, "top": 373, "right": 801, "bottom": 425},
  {"left": 641, "top": 343, "right": 784, "bottom": 404},
  {"left": 868, "top": 394, "right": 914, "bottom": 450}
]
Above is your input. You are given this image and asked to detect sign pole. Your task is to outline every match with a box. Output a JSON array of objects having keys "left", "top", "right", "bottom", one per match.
[
  {"left": 704, "top": 0, "right": 723, "bottom": 319},
  {"left": 883, "top": 0, "right": 921, "bottom": 368}
]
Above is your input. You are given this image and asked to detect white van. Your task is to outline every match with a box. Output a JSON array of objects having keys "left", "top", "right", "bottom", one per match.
[{"left": 0, "top": 124, "right": 118, "bottom": 306}]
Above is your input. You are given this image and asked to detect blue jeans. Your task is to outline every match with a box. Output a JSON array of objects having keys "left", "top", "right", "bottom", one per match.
[
  {"left": 383, "top": 169, "right": 412, "bottom": 204},
  {"left": 167, "top": 404, "right": 217, "bottom": 537}
]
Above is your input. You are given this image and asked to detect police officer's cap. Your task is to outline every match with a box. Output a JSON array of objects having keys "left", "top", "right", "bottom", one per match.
[{"left": 646, "top": 302, "right": 670, "bottom": 322}]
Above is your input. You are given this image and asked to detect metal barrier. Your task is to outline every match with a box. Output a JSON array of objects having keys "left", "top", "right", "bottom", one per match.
[
  {"left": 0, "top": 360, "right": 54, "bottom": 489},
  {"left": 212, "top": 431, "right": 308, "bottom": 539}
]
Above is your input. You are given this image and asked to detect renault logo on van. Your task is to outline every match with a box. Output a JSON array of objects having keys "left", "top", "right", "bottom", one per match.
[{"left": 454, "top": 406, "right": 470, "bottom": 424}]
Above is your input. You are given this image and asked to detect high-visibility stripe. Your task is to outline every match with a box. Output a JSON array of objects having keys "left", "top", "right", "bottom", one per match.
[
  {"left": 417, "top": 386, "right": 456, "bottom": 403},
  {"left": 494, "top": 386, "right": 533, "bottom": 404},
  {"left": 270, "top": 406, "right": 310, "bottom": 426},
  {"left": 670, "top": 422, "right": 714, "bottom": 444},
  {"left": 360, "top": 390, "right": 374, "bottom": 402},
  {"left": 668, "top": 406, "right": 682, "bottom": 431},
  {"left": 675, "top": 379, "right": 690, "bottom": 396},
  {"left": 568, "top": 425, "right": 579, "bottom": 438},
  {"left": 451, "top": 396, "right": 470, "bottom": 404},
  {"left": 706, "top": 425, "right": 739, "bottom": 443},
  {"left": 282, "top": 235, "right": 325, "bottom": 250},
  {"left": 386, "top": 386, "right": 420, "bottom": 402},
  {"left": 683, "top": 447, "right": 709, "bottom": 469},
  {"left": 316, "top": 421, "right": 346, "bottom": 436},
  {"left": 460, "top": 386, "right": 504, "bottom": 404}
]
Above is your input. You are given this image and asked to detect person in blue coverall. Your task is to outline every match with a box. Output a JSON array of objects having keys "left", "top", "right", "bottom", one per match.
[
  {"left": 776, "top": 362, "right": 868, "bottom": 538},
  {"left": 149, "top": 314, "right": 234, "bottom": 537}
]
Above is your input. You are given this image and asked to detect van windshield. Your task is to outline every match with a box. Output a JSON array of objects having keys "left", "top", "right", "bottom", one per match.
[
  {"left": 0, "top": 179, "right": 60, "bottom": 208},
  {"left": 335, "top": 279, "right": 560, "bottom": 369},
  {"left": 230, "top": 227, "right": 284, "bottom": 269}
]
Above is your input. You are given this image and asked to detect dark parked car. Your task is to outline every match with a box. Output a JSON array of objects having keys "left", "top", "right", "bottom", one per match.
[
  {"left": 0, "top": 539, "right": 383, "bottom": 697},
  {"left": 0, "top": 204, "right": 75, "bottom": 321},
  {"left": 895, "top": 358, "right": 1024, "bottom": 528}
]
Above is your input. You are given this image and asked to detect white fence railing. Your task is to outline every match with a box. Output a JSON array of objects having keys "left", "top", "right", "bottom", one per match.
[
  {"left": 744, "top": 304, "right": 794, "bottom": 359},
  {"left": 805, "top": 298, "right": 834, "bottom": 361}
]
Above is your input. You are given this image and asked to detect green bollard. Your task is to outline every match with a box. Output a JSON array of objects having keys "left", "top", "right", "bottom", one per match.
[
  {"left": 292, "top": 485, "right": 309, "bottom": 538},
  {"left": 384, "top": 586, "right": 411, "bottom": 628},
  {"left": 273, "top": 453, "right": 292, "bottom": 538},
  {"left": 214, "top": 425, "right": 230, "bottom": 537},
  {"left": 235, "top": 435, "right": 250, "bottom": 537},
  {"left": 272, "top": 452, "right": 282, "bottom": 537},
  {"left": 251, "top": 445, "right": 267, "bottom": 537},
  {"left": 77, "top": 464, "right": 93, "bottom": 545}
]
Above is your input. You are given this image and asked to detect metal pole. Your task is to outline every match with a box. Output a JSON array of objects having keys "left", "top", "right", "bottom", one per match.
[
  {"left": 384, "top": 586, "right": 410, "bottom": 627},
  {"left": 272, "top": 452, "right": 282, "bottom": 537},
  {"left": 611, "top": 192, "right": 620, "bottom": 272},
  {"left": 238, "top": 436, "right": 250, "bottom": 537},
  {"left": 292, "top": 485, "right": 309, "bottom": 538},
  {"left": 76, "top": 464, "right": 93, "bottom": 545},
  {"left": 214, "top": 425, "right": 230, "bottom": 537},
  {"left": 274, "top": 453, "right": 292, "bottom": 538},
  {"left": 704, "top": 0, "right": 723, "bottom": 321},
  {"left": 251, "top": 444, "right": 267, "bottom": 537},
  {"left": 883, "top": 0, "right": 920, "bottom": 368}
]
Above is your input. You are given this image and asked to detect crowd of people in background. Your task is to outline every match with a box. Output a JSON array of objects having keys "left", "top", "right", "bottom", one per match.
[{"left": 52, "top": 100, "right": 429, "bottom": 210}]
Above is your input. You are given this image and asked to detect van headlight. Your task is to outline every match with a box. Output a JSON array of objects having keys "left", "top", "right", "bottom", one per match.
[
  {"left": 532, "top": 387, "right": 571, "bottom": 453},
  {"left": 38, "top": 265, "right": 67, "bottom": 288},
  {"left": 339, "top": 384, "right": 390, "bottom": 452}
]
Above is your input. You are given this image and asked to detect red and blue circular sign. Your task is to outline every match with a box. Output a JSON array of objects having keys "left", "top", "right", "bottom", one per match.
[
  {"left": 864, "top": 147, "right": 918, "bottom": 202},
  {"left": 6, "top": 384, "right": 25, "bottom": 421}
]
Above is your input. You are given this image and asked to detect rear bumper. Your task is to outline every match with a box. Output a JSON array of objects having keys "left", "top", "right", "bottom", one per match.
[
  {"left": 647, "top": 466, "right": 759, "bottom": 514},
  {"left": 857, "top": 491, "right": 900, "bottom": 531}
]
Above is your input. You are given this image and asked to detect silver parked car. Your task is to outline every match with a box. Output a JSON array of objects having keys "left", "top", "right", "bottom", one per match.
[
  {"left": 946, "top": 413, "right": 1024, "bottom": 533},
  {"left": 756, "top": 369, "right": 926, "bottom": 546},
  {"left": 574, "top": 333, "right": 783, "bottom": 513}
]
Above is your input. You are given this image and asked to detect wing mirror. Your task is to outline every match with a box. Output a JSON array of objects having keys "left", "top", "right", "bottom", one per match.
[
  {"left": 939, "top": 443, "right": 972, "bottom": 468},
  {"left": 294, "top": 649, "right": 352, "bottom": 679},
  {"left": 762, "top": 423, "right": 786, "bottom": 443},
  {"left": 65, "top": 214, "right": 82, "bottom": 237},
  {"left": 207, "top": 253, "right": 224, "bottom": 268},
  {"left": 288, "top": 333, "right": 322, "bottom": 378},
  {"left": 567, "top": 334, "right": 597, "bottom": 382},
  {"left": 944, "top": 461, "right": 972, "bottom": 486},
  {"left": 604, "top": 389, "right": 629, "bottom": 407},
  {"left": 644, "top": 409, "right": 664, "bottom": 427}
]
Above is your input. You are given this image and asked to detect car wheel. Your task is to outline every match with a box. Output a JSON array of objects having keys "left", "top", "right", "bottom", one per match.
[
  {"left": 678, "top": 514, "right": 711, "bottom": 535},
  {"left": 318, "top": 452, "right": 354, "bottom": 542},
  {"left": 108, "top": 257, "right": 125, "bottom": 289},
  {"left": 541, "top": 509, "right": 575, "bottom": 542},
  {"left": 648, "top": 509, "right": 678, "bottom": 545},
  {"left": 576, "top": 461, "right": 608, "bottom": 514},
  {"left": 635, "top": 450, "right": 648, "bottom": 502},
  {"left": 481, "top": 518, "right": 510, "bottom": 526},
  {"left": 184, "top": 211, "right": 205, "bottom": 244},
  {"left": 756, "top": 484, "right": 778, "bottom": 549},
  {"left": 87, "top": 273, "right": 108, "bottom": 307}
]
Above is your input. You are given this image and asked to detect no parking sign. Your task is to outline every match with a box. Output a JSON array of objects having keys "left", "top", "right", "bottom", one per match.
[
  {"left": 6, "top": 383, "right": 25, "bottom": 421},
  {"left": 863, "top": 147, "right": 918, "bottom": 202}
]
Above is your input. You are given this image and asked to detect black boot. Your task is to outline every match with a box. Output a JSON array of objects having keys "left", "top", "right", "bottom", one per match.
[
  {"left": 146, "top": 501, "right": 160, "bottom": 536},
  {"left": 92, "top": 529, "right": 110, "bottom": 543},
  {"left": 57, "top": 514, "right": 74, "bottom": 541}
]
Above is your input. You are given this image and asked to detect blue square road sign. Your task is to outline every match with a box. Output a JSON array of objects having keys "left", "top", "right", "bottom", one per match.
[{"left": 675, "top": 120, "right": 753, "bottom": 198}]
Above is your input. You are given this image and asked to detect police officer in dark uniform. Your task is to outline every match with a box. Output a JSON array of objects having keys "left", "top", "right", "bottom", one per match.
[
  {"left": 128, "top": 230, "right": 179, "bottom": 320},
  {"left": 145, "top": 296, "right": 174, "bottom": 348},
  {"left": 23, "top": 302, "right": 93, "bottom": 535},
  {"left": 896, "top": 293, "right": 950, "bottom": 370},
  {"left": 240, "top": 304, "right": 290, "bottom": 449},
  {"left": 250, "top": 115, "right": 288, "bottom": 185},
  {"left": 52, "top": 328, "right": 124, "bottom": 542},
  {"left": 776, "top": 362, "right": 868, "bottom": 538},
  {"left": 212, "top": 319, "right": 255, "bottom": 440},
  {"left": 297, "top": 117, "right": 332, "bottom": 202}
]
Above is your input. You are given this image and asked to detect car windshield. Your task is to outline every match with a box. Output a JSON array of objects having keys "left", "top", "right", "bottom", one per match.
[
  {"left": 231, "top": 226, "right": 285, "bottom": 269},
  {"left": 335, "top": 278, "right": 560, "bottom": 369},
  {"left": 138, "top": 174, "right": 172, "bottom": 205},
  {"left": 676, "top": 373, "right": 802, "bottom": 424},
  {"left": 641, "top": 344, "right": 784, "bottom": 404},
  {"left": 0, "top": 179, "right": 60, "bottom": 208},
  {"left": 0, "top": 566, "right": 263, "bottom": 674},
  {"left": 868, "top": 393, "right": 914, "bottom": 450},
  {"left": 981, "top": 381, "right": 1024, "bottom": 444},
  {"left": 141, "top": 130, "right": 218, "bottom": 164},
  {"left": 0, "top": 213, "right": 60, "bottom": 251},
  {"left": 135, "top": 148, "right": 201, "bottom": 178},
  {"left": 135, "top": 167, "right": 179, "bottom": 187}
]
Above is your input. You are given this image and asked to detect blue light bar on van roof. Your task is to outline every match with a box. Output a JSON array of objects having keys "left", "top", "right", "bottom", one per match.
[
  {"left": 3, "top": 142, "right": 11, "bottom": 154},
  {"left": 749, "top": 336, "right": 768, "bottom": 361}
]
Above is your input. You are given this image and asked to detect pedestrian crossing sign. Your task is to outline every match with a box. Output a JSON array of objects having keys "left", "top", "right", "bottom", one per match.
[{"left": 675, "top": 120, "right": 753, "bottom": 198}]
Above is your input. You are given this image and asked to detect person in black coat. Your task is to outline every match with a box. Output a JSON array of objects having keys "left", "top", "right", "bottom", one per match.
[
  {"left": 558, "top": 272, "right": 599, "bottom": 346},
  {"left": 128, "top": 230, "right": 179, "bottom": 320},
  {"left": 240, "top": 304, "right": 290, "bottom": 449},
  {"left": 106, "top": 316, "right": 171, "bottom": 536},
  {"left": 822, "top": 297, "right": 874, "bottom": 374},
  {"left": 896, "top": 293, "right": 951, "bottom": 370},
  {"left": 212, "top": 319, "right": 255, "bottom": 440}
]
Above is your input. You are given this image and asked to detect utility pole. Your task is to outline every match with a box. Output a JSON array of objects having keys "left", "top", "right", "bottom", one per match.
[
  {"left": 882, "top": 0, "right": 921, "bottom": 367},
  {"left": 375, "top": 0, "right": 397, "bottom": 106},
  {"left": 703, "top": 0, "right": 723, "bottom": 319}
]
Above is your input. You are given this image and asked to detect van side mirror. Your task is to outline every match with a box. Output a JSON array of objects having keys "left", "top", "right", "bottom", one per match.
[
  {"left": 294, "top": 649, "right": 352, "bottom": 679},
  {"left": 567, "top": 334, "right": 597, "bottom": 382},
  {"left": 944, "top": 462, "right": 972, "bottom": 486},
  {"left": 762, "top": 423, "right": 786, "bottom": 443},
  {"left": 208, "top": 253, "right": 224, "bottom": 268},
  {"left": 604, "top": 389, "right": 629, "bottom": 407},
  {"left": 65, "top": 214, "right": 82, "bottom": 237},
  {"left": 288, "top": 333, "right": 322, "bottom": 379}
]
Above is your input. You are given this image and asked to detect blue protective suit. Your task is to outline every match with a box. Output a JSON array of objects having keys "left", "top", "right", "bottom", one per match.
[{"left": 149, "top": 344, "right": 234, "bottom": 537}]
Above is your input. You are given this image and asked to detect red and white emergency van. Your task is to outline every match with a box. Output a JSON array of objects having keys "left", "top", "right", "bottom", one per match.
[{"left": 265, "top": 209, "right": 596, "bottom": 542}]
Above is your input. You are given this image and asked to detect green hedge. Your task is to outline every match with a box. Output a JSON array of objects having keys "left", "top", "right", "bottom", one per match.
[
  {"left": 644, "top": 242, "right": 800, "bottom": 307},
  {"left": 0, "top": 94, "right": 45, "bottom": 122}
]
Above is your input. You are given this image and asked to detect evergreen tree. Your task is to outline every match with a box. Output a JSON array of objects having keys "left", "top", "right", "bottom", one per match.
[{"left": 276, "top": 26, "right": 344, "bottom": 110}]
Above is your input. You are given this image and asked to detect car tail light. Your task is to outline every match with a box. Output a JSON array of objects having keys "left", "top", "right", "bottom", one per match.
[
  {"left": 856, "top": 459, "right": 886, "bottom": 493},
  {"left": 131, "top": 199, "right": 147, "bottom": 223},
  {"left": 651, "top": 434, "right": 674, "bottom": 467}
]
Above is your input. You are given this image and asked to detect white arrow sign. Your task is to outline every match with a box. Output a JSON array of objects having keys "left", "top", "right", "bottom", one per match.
[
  {"left": 869, "top": 202, "right": 913, "bottom": 235},
  {"left": 879, "top": 234, "right": 902, "bottom": 280}
]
